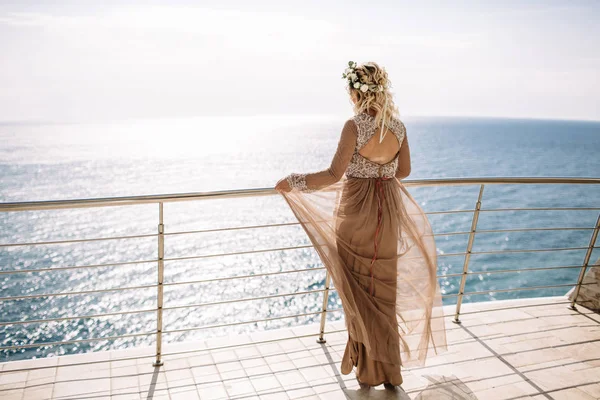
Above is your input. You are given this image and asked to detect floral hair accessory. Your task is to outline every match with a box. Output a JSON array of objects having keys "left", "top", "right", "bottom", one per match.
[{"left": 342, "top": 61, "right": 384, "bottom": 93}]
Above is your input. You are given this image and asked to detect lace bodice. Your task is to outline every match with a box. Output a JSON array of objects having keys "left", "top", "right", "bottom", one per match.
[
  {"left": 285, "top": 113, "right": 409, "bottom": 192},
  {"left": 346, "top": 114, "right": 406, "bottom": 179}
]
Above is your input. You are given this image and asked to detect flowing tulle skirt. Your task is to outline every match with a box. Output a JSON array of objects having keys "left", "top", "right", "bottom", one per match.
[{"left": 280, "top": 176, "right": 448, "bottom": 386}]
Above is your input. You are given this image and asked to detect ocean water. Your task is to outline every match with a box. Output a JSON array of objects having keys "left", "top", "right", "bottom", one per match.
[{"left": 1, "top": 115, "right": 599, "bottom": 361}]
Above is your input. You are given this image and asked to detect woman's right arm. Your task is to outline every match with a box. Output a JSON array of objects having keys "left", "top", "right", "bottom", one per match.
[
  {"left": 395, "top": 129, "right": 411, "bottom": 180},
  {"left": 277, "top": 119, "right": 357, "bottom": 192}
]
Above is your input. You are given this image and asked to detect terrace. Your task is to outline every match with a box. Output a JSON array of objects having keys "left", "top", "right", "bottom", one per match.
[{"left": 1, "top": 177, "right": 599, "bottom": 399}]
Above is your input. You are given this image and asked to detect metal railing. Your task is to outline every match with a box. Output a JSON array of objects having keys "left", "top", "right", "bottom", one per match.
[{"left": 1, "top": 176, "right": 599, "bottom": 366}]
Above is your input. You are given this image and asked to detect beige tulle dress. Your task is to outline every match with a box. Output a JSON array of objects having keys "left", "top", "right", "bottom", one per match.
[{"left": 278, "top": 112, "right": 448, "bottom": 386}]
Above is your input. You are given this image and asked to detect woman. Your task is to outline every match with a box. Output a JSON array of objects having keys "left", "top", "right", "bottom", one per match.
[{"left": 275, "top": 61, "right": 448, "bottom": 389}]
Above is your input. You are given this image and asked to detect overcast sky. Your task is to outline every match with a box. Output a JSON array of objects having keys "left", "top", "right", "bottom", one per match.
[{"left": 1, "top": 0, "right": 598, "bottom": 122}]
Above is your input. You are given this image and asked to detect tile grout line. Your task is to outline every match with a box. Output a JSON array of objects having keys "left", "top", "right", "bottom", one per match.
[
  {"left": 262, "top": 341, "right": 292, "bottom": 400},
  {"left": 259, "top": 343, "right": 287, "bottom": 398},
  {"left": 458, "top": 323, "right": 553, "bottom": 399},
  {"left": 49, "top": 366, "right": 56, "bottom": 400}
]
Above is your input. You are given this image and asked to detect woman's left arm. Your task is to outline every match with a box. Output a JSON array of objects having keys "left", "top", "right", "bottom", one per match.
[{"left": 276, "top": 119, "right": 358, "bottom": 192}]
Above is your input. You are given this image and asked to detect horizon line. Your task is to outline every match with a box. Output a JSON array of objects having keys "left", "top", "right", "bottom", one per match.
[{"left": 1, "top": 112, "right": 599, "bottom": 126}]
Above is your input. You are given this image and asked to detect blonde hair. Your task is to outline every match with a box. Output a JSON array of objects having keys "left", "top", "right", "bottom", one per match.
[{"left": 347, "top": 61, "right": 399, "bottom": 128}]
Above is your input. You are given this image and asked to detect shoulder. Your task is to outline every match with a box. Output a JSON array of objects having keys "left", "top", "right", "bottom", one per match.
[
  {"left": 389, "top": 117, "right": 406, "bottom": 138},
  {"left": 348, "top": 113, "right": 375, "bottom": 136},
  {"left": 340, "top": 116, "right": 361, "bottom": 135}
]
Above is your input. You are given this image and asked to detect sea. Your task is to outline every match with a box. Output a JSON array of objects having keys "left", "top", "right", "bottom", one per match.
[{"left": 1, "top": 114, "right": 599, "bottom": 361}]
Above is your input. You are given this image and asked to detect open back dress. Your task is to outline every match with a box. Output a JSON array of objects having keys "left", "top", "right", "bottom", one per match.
[{"left": 279, "top": 113, "right": 448, "bottom": 386}]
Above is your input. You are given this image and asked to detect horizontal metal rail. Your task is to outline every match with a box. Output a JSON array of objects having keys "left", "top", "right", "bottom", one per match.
[
  {"left": 474, "top": 226, "right": 596, "bottom": 234},
  {"left": 2, "top": 218, "right": 455, "bottom": 248},
  {"left": 163, "top": 221, "right": 301, "bottom": 236},
  {"left": 425, "top": 209, "right": 476, "bottom": 215},
  {"left": 162, "top": 288, "right": 336, "bottom": 311},
  {"left": 0, "top": 283, "right": 158, "bottom": 301},
  {"left": 479, "top": 207, "right": 600, "bottom": 212},
  {"left": 161, "top": 245, "right": 314, "bottom": 262},
  {"left": 2, "top": 177, "right": 598, "bottom": 212},
  {"left": 165, "top": 262, "right": 585, "bottom": 288},
  {"left": 465, "top": 263, "right": 600, "bottom": 276},
  {"left": 441, "top": 293, "right": 459, "bottom": 298},
  {"left": 438, "top": 272, "right": 465, "bottom": 278},
  {"left": 0, "top": 331, "right": 157, "bottom": 351},
  {"left": 162, "top": 267, "right": 326, "bottom": 287},
  {"left": 161, "top": 309, "right": 344, "bottom": 335},
  {"left": 0, "top": 233, "right": 159, "bottom": 248},
  {"left": 440, "top": 282, "right": 595, "bottom": 299},
  {"left": 0, "top": 222, "right": 302, "bottom": 248},
  {"left": 434, "top": 230, "right": 471, "bottom": 236},
  {"left": 0, "top": 258, "right": 158, "bottom": 276},
  {"left": 0, "top": 222, "right": 594, "bottom": 251},
  {"left": 438, "top": 252, "right": 468, "bottom": 257},
  {"left": 470, "top": 246, "right": 589, "bottom": 255},
  {"left": 0, "top": 307, "right": 158, "bottom": 327},
  {"left": 463, "top": 282, "right": 582, "bottom": 296},
  {"left": 0, "top": 296, "right": 342, "bottom": 329},
  {"left": 456, "top": 300, "right": 576, "bottom": 316},
  {"left": 0, "top": 217, "right": 469, "bottom": 248},
  {"left": 0, "top": 246, "right": 316, "bottom": 275},
  {"left": 0, "top": 284, "right": 333, "bottom": 305}
]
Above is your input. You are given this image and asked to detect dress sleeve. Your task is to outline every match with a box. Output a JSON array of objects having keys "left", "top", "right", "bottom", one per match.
[
  {"left": 395, "top": 124, "right": 411, "bottom": 179},
  {"left": 286, "top": 119, "right": 358, "bottom": 192}
]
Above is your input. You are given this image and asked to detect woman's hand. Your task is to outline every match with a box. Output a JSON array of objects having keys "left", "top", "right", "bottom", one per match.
[{"left": 275, "top": 177, "right": 291, "bottom": 192}]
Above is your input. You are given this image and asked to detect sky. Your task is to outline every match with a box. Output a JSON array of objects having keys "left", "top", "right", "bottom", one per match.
[{"left": 0, "top": 0, "right": 599, "bottom": 122}]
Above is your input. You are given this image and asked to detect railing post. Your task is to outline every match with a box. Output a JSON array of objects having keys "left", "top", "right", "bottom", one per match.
[
  {"left": 153, "top": 202, "right": 165, "bottom": 366},
  {"left": 316, "top": 270, "right": 332, "bottom": 343},
  {"left": 453, "top": 184, "right": 485, "bottom": 324},
  {"left": 569, "top": 213, "right": 600, "bottom": 310}
]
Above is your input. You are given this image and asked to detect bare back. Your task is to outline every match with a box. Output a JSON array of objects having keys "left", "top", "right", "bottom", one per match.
[{"left": 358, "top": 126, "right": 401, "bottom": 165}]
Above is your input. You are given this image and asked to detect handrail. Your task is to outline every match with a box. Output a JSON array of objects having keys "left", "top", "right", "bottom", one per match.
[
  {"left": 1, "top": 176, "right": 599, "bottom": 212},
  {"left": 1, "top": 176, "right": 599, "bottom": 366}
]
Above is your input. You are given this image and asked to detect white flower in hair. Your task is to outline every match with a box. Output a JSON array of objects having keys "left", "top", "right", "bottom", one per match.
[
  {"left": 345, "top": 68, "right": 353, "bottom": 75},
  {"left": 360, "top": 84, "right": 369, "bottom": 93},
  {"left": 353, "top": 82, "right": 361, "bottom": 89},
  {"left": 348, "top": 73, "right": 357, "bottom": 81}
]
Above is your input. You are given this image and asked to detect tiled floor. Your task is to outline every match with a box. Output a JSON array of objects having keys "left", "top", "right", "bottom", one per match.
[{"left": 1, "top": 295, "right": 599, "bottom": 400}]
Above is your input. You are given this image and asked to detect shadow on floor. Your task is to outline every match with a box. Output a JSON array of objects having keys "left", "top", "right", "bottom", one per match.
[
  {"left": 342, "top": 375, "right": 478, "bottom": 399},
  {"left": 315, "top": 336, "right": 478, "bottom": 400},
  {"left": 412, "top": 375, "right": 479, "bottom": 400},
  {"left": 145, "top": 366, "right": 161, "bottom": 399}
]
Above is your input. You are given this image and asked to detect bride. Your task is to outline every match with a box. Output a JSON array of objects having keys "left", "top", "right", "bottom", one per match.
[{"left": 275, "top": 61, "right": 448, "bottom": 389}]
